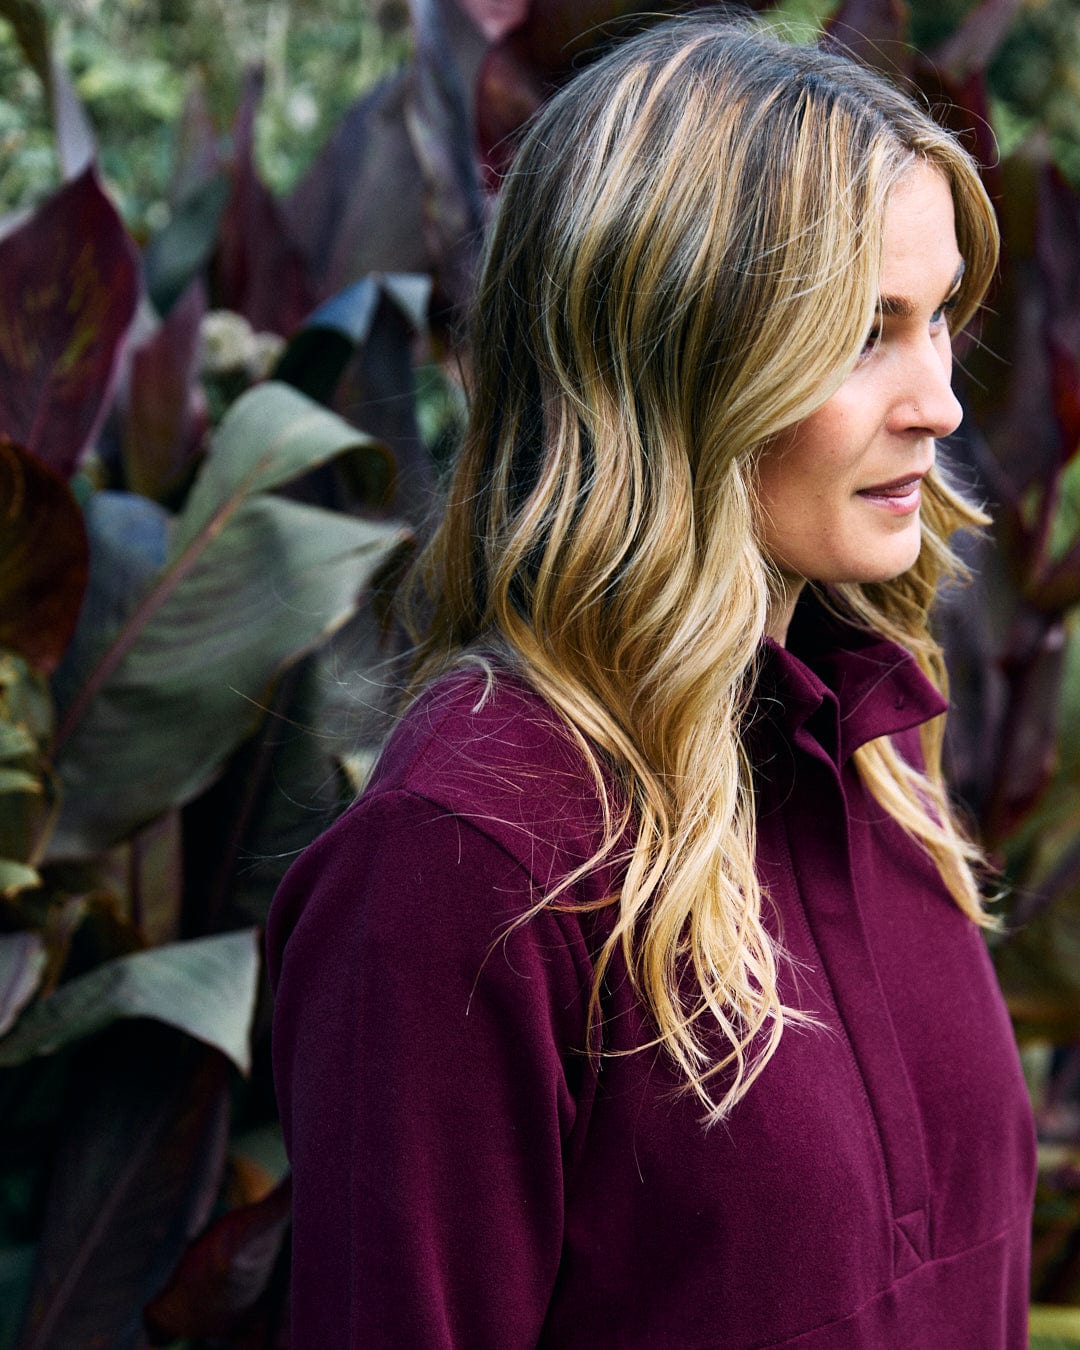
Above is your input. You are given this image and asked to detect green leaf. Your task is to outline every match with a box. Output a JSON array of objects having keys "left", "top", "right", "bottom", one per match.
[
  {"left": 1031, "top": 1301, "right": 1080, "bottom": 1342},
  {"left": 0, "top": 1242, "right": 36, "bottom": 1350},
  {"left": 0, "top": 721, "right": 35, "bottom": 761},
  {"left": 17, "top": 1026, "right": 230, "bottom": 1350},
  {"left": 0, "top": 929, "right": 259, "bottom": 1073},
  {"left": 144, "top": 176, "right": 230, "bottom": 316},
  {"left": 0, "top": 859, "right": 40, "bottom": 897},
  {"left": 51, "top": 495, "right": 406, "bottom": 854},
  {"left": 170, "top": 380, "right": 381, "bottom": 557},
  {"left": 0, "top": 930, "right": 45, "bottom": 1037},
  {"left": 50, "top": 383, "right": 407, "bottom": 855},
  {"left": 0, "top": 767, "right": 39, "bottom": 793}
]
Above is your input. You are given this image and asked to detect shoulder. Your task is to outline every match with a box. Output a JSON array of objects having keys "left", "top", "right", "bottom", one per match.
[
  {"left": 362, "top": 665, "right": 612, "bottom": 881},
  {"left": 266, "top": 667, "right": 614, "bottom": 992}
]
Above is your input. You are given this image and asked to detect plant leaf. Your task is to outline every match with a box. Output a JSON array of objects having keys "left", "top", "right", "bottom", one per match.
[
  {"left": 16, "top": 1026, "right": 230, "bottom": 1350},
  {"left": 144, "top": 1176, "right": 292, "bottom": 1340},
  {"left": 0, "top": 721, "right": 35, "bottom": 761},
  {"left": 0, "top": 861, "right": 41, "bottom": 899},
  {"left": 930, "top": 0, "right": 1022, "bottom": 80},
  {"left": 823, "top": 0, "right": 911, "bottom": 79},
  {"left": 0, "top": 439, "right": 89, "bottom": 673},
  {"left": 120, "top": 279, "right": 208, "bottom": 501},
  {"left": 406, "top": 0, "right": 485, "bottom": 317},
  {"left": 453, "top": 0, "right": 529, "bottom": 42},
  {"left": 1037, "top": 166, "right": 1080, "bottom": 465},
  {"left": 0, "top": 929, "right": 259, "bottom": 1073},
  {"left": 273, "top": 283, "right": 380, "bottom": 409},
  {"left": 170, "top": 380, "right": 382, "bottom": 556},
  {"left": 0, "top": 931, "right": 45, "bottom": 1038},
  {"left": 0, "top": 168, "right": 139, "bottom": 479},
  {"left": 50, "top": 490, "right": 170, "bottom": 723},
  {"left": 49, "top": 386, "right": 403, "bottom": 854},
  {"left": 283, "top": 75, "right": 431, "bottom": 296},
  {"left": 331, "top": 289, "right": 437, "bottom": 523},
  {"left": 474, "top": 1, "right": 705, "bottom": 181},
  {"left": 50, "top": 59, "right": 96, "bottom": 180},
  {"left": 0, "top": 0, "right": 49, "bottom": 89},
  {"left": 51, "top": 495, "right": 406, "bottom": 855},
  {"left": 211, "top": 69, "right": 315, "bottom": 337},
  {"left": 984, "top": 616, "right": 1068, "bottom": 843},
  {"left": 145, "top": 176, "right": 231, "bottom": 318},
  {"left": 274, "top": 279, "right": 435, "bottom": 519},
  {"left": 170, "top": 79, "right": 222, "bottom": 206},
  {"left": 962, "top": 151, "right": 1070, "bottom": 498}
]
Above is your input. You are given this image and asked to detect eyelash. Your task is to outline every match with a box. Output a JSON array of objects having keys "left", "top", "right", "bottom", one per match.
[
  {"left": 930, "top": 295, "right": 961, "bottom": 329},
  {"left": 860, "top": 294, "right": 961, "bottom": 356}
]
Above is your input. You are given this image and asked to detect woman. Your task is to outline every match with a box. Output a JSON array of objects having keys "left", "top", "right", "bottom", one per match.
[{"left": 268, "top": 16, "right": 1036, "bottom": 1348}]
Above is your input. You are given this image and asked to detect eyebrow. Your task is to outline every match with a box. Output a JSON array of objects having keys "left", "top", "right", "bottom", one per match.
[{"left": 878, "top": 259, "right": 967, "bottom": 320}]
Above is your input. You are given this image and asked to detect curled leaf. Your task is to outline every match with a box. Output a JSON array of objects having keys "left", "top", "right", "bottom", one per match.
[{"left": 0, "top": 929, "right": 260, "bottom": 1073}]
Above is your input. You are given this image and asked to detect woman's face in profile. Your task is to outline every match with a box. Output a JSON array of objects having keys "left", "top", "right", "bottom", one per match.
[{"left": 756, "top": 162, "right": 965, "bottom": 591}]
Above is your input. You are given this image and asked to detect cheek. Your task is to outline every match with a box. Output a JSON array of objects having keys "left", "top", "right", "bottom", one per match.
[{"left": 758, "top": 417, "right": 843, "bottom": 513}]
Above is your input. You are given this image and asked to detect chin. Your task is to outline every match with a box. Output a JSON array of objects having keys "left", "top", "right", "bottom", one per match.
[{"left": 856, "top": 546, "right": 923, "bottom": 586}]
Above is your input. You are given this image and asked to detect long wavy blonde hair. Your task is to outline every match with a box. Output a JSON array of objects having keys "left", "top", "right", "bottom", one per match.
[{"left": 404, "top": 16, "right": 1001, "bottom": 1123}]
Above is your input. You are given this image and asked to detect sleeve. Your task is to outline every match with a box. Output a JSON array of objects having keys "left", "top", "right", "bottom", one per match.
[{"left": 267, "top": 788, "right": 594, "bottom": 1349}]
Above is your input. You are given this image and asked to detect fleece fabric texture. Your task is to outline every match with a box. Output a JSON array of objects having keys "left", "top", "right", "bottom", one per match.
[{"left": 268, "top": 603, "right": 1036, "bottom": 1349}]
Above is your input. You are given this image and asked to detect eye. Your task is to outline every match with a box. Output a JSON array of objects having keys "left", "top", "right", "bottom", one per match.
[
  {"left": 858, "top": 317, "right": 882, "bottom": 361},
  {"left": 930, "top": 294, "right": 960, "bottom": 332}
]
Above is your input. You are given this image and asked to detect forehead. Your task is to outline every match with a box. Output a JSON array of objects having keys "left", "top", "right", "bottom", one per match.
[{"left": 879, "top": 165, "right": 962, "bottom": 300}]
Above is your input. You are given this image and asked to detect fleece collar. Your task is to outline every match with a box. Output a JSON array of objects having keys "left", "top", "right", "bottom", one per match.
[{"left": 757, "top": 591, "right": 947, "bottom": 766}]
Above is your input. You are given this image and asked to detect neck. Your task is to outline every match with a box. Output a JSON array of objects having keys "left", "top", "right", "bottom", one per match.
[{"left": 764, "top": 575, "right": 805, "bottom": 647}]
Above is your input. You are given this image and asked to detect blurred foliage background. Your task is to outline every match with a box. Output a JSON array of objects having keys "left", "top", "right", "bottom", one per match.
[
  {"left": 0, "top": 0, "right": 412, "bottom": 227},
  {"left": 2, "top": 0, "right": 1078, "bottom": 230},
  {"left": 3, "top": 0, "right": 1080, "bottom": 1346}
]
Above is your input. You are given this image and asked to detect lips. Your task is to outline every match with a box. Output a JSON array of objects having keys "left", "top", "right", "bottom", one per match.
[
  {"left": 855, "top": 472, "right": 925, "bottom": 515},
  {"left": 857, "top": 473, "right": 924, "bottom": 497}
]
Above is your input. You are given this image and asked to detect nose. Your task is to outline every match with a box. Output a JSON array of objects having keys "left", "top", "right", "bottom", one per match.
[{"left": 891, "top": 336, "right": 963, "bottom": 439}]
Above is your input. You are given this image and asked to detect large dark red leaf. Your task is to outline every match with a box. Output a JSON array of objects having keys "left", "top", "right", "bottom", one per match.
[
  {"left": 332, "top": 280, "right": 438, "bottom": 524},
  {"left": 211, "top": 70, "right": 316, "bottom": 337},
  {"left": 119, "top": 279, "right": 209, "bottom": 502},
  {"left": 914, "top": 64, "right": 1003, "bottom": 212},
  {"left": 823, "top": 0, "right": 912, "bottom": 80},
  {"left": 284, "top": 75, "right": 432, "bottom": 297},
  {"left": 406, "top": 0, "right": 486, "bottom": 317},
  {"left": 0, "top": 438, "right": 88, "bottom": 673},
  {"left": 1037, "top": 166, "right": 1080, "bottom": 463},
  {"left": 961, "top": 151, "right": 1063, "bottom": 501},
  {"left": 171, "top": 80, "right": 221, "bottom": 207},
  {"left": 930, "top": 0, "right": 1022, "bottom": 80},
  {"left": 144, "top": 1176, "right": 292, "bottom": 1341},
  {"left": 452, "top": 0, "right": 529, "bottom": 42},
  {"left": 983, "top": 615, "right": 1068, "bottom": 844},
  {"left": 474, "top": 0, "right": 754, "bottom": 181},
  {"left": 16, "top": 1025, "right": 231, "bottom": 1350},
  {"left": 0, "top": 168, "right": 139, "bottom": 480}
]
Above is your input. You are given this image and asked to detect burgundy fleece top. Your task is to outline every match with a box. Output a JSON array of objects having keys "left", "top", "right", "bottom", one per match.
[{"left": 267, "top": 601, "right": 1035, "bottom": 1349}]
